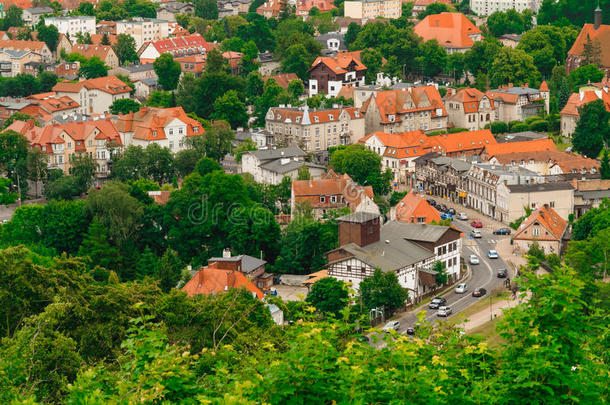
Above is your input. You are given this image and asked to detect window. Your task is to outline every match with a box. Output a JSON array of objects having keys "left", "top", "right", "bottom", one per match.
[
  {"left": 320, "top": 196, "right": 326, "bottom": 203},
  {"left": 178, "top": 127, "right": 183, "bottom": 134},
  {"left": 153, "top": 130, "right": 157, "bottom": 137},
  {"left": 169, "top": 141, "right": 174, "bottom": 149},
  {"left": 533, "top": 228, "right": 540, "bottom": 236},
  {"left": 193, "top": 126, "right": 198, "bottom": 133},
  {"left": 169, "top": 128, "right": 173, "bottom": 135},
  {"left": 550, "top": 201, "right": 555, "bottom": 208},
  {"left": 330, "top": 195, "right": 337, "bottom": 203}
]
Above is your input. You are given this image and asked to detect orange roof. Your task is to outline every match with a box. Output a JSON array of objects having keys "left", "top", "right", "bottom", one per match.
[
  {"left": 264, "top": 73, "right": 299, "bottom": 89},
  {"left": 414, "top": 0, "right": 452, "bottom": 6},
  {"left": 296, "top": 0, "right": 335, "bottom": 14},
  {"left": 484, "top": 138, "right": 556, "bottom": 157},
  {"left": 310, "top": 50, "right": 367, "bottom": 74},
  {"left": 19, "top": 93, "right": 79, "bottom": 120},
  {"left": 513, "top": 205, "right": 567, "bottom": 241},
  {"left": 292, "top": 171, "right": 374, "bottom": 210},
  {"left": 446, "top": 88, "right": 495, "bottom": 113},
  {"left": 491, "top": 150, "right": 599, "bottom": 173},
  {"left": 568, "top": 23, "right": 610, "bottom": 69},
  {"left": 72, "top": 44, "right": 115, "bottom": 60},
  {"left": 269, "top": 106, "right": 361, "bottom": 124},
  {"left": 53, "top": 76, "right": 132, "bottom": 95},
  {"left": 395, "top": 192, "right": 441, "bottom": 224},
  {"left": 0, "top": 0, "right": 33, "bottom": 9},
  {"left": 0, "top": 39, "right": 48, "bottom": 53},
  {"left": 256, "top": 0, "right": 281, "bottom": 16},
  {"left": 539, "top": 80, "right": 549, "bottom": 92},
  {"left": 90, "top": 34, "right": 118, "bottom": 46},
  {"left": 430, "top": 129, "right": 496, "bottom": 153},
  {"left": 361, "top": 86, "right": 447, "bottom": 123},
  {"left": 182, "top": 263, "right": 264, "bottom": 299},
  {"left": 5, "top": 120, "right": 64, "bottom": 154},
  {"left": 560, "top": 88, "right": 610, "bottom": 117},
  {"left": 414, "top": 12, "right": 481, "bottom": 49},
  {"left": 115, "top": 106, "right": 204, "bottom": 141}
]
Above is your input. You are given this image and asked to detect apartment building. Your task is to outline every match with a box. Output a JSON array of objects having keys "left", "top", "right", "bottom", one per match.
[
  {"left": 265, "top": 104, "right": 365, "bottom": 153},
  {"left": 138, "top": 34, "right": 216, "bottom": 63},
  {"left": 343, "top": 0, "right": 401, "bottom": 21},
  {"left": 496, "top": 182, "right": 574, "bottom": 224},
  {"left": 45, "top": 16, "right": 96, "bottom": 42},
  {"left": 486, "top": 83, "right": 550, "bottom": 122},
  {"left": 241, "top": 147, "right": 325, "bottom": 185},
  {"left": 0, "top": 49, "right": 42, "bottom": 77},
  {"left": 488, "top": 150, "right": 599, "bottom": 176},
  {"left": 116, "top": 18, "right": 170, "bottom": 51},
  {"left": 0, "top": 39, "right": 53, "bottom": 62},
  {"left": 22, "top": 7, "right": 53, "bottom": 26},
  {"left": 445, "top": 88, "right": 497, "bottom": 130},
  {"left": 512, "top": 205, "right": 568, "bottom": 255},
  {"left": 110, "top": 63, "right": 157, "bottom": 82},
  {"left": 414, "top": 153, "right": 472, "bottom": 204},
  {"left": 156, "top": 2, "right": 195, "bottom": 22},
  {"left": 52, "top": 76, "right": 132, "bottom": 115},
  {"left": 469, "top": 0, "right": 541, "bottom": 16}
]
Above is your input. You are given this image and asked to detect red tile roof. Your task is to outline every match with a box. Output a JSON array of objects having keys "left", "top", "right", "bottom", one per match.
[
  {"left": 513, "top": 205, "right": 567, "bottom": 241},
  {"left": 414, "top": 12, "right": 482, "bottom": 49},
  {"left": 269, "top": 106, "right": 361, "bottom": 124},
  {"left": 568, "top": 23, "right": 610, "bottom": 69},
  {"left": 264, "top": 73, "right": 300, "bottom": 89},
  {"left": 71, "top": 44, "right": 115, "bottom": 61},
  {"left": 560, "top": 88, "right": 610, "bottom": 117},
  {"left": 53, "top": 76, "right": 132, "bottom": 95},
  {"left": 395, "top": 192, "right": 441, "bottom": 224},
  {"left": 146, "top": 34, "right": 217, "bottom": 58},
  {"left": 491, "top": 150, "right": 599, "bottom": 172},
  {"left": 432, "top": 129, "right": 496, "bottom": 153},
  {"left": 296, "top": 0, "right": 335, "bottom": 15},
  {"left": 360, "top": 86, "right": 447, "bottom": 123},
  {"left": 182, "top": 262, "right": 264, "bottom": 299},
  {"left": 115, "top": 106, "right": 204, "bottom": 141},
  {"left": 446, "top": 88, "right": 495, "bottom": 113},
  {"left": 90, "top": 34, "right": 118, "bottom": 46},
  {"left": 310, "top": 50, "right": 367, "bottom": 74},
  {"left": 484, "top": 138, "right": 556, "bottom": 157},
  {"left": 539, "top": 80, "right": 549, "bottom": 92},
  {"left": 292, "top": 171, "right": 374, "bottom": 210},
  {"left": 0, "top": 39, "right": 48, "bottom": 53},
  {"left": 0, "top": 0, "right": 33, "bottom": 9}
]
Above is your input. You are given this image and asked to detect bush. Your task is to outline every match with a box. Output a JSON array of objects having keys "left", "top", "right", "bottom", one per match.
[
  {"left": 490, "top": 121, "right": 508, "bottom": 134},
  {"left": 510, "top": 122, "right": 529, "bottom": 133},
  {"left": 389, "top": 191, "right": 407, "bottom": 206},
  {"left": 427, "top": 130, "right": 447, "bottom": 136},
  {"left": 509, "top": 215, "right": 526, "bottom": 230},
  {"left": 508, "top": 120, "right": 523, "bottom": 130},
  {"left": 448, "top": 127, "right": 469, "bottom": 133},
  {"left": 528, "top": 120, "right": 548, "bottom": 132},
  {"left": 525, "top": 116, "right": 542, "bottom": 124}
]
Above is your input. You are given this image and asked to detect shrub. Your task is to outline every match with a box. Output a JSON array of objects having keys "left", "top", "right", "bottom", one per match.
[
  {"left": 448, "top": 127, "right": 468, "bottom": 133},
  {"left": 510, "top": 122, "right": 529, "bottom": 133},
  {"left": 528, "top": 120, "right": 548, "bottom": 132},
  {"left": 508, "top": 120, "right": 523, "bottom": 130},
  {"left": 490, "top": 121, "right": 508, "bottom": 134},
  {"left": 525, "top": 116, "right": 542, "bottom": 124}
]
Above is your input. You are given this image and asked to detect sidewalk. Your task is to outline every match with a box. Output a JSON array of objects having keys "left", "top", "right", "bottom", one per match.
[
  {"left": 428, "top": 196, "right": 505, "bottom": 233},
  {"left": 458, "top": 295, "right": 522, "bottom": 331}
]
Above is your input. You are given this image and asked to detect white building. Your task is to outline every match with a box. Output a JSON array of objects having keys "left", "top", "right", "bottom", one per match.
[
  {"left": 469, "top": 0, "right": 542, "bottom": 16},
  {"left": 116, "top": 18, "right": 170, "bottom": 51},
  {"left": 52, "top": 76, "right": 132, "bottom": 115},
  {"left": 241, "top": 147, "right": 326, "bottom": 185},
  {"left": 45, "top": 16, "right": 96, "bottom": 41}
]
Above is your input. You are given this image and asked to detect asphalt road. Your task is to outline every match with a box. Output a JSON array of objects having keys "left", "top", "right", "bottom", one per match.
[{"left": 388, "top": 215, "right": 513, "bottom": 333}]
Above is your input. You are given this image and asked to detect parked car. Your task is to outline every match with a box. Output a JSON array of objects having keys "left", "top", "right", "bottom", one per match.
[
  {"left": 429, "top": 297, "right": 447, "bottom": 309},
  {"left": 456, "top": 212, "right": 468, "bottom": 220},
  {"left": 441, "top": 212, "right": 453, "bottom": 220},
  {"left": 455, "top": 283, "right": 468, "bottom": 293},
  {"left": 437, "top": 306, "right": 452, "bottom": 317},
  {"left": 469, "top": 255, "right": 479, "bottom": 265},
  {"left": 382, "top": 320, "right": 400, "bottom": 332},
  {"left": 493, "top": 228, "right": 511, "bottom": 235},
  {"left": 405, "top": 325, "right": 417, "bottom": 335},
  {"left": 471, "top": 220, "right": 483, "bottom": 228},
  {"left": 472, "top": 287, "right": 487, "bottom": 297},
  {"left": 471, "top": 229, "right": 482, "bottom": 238},
  {"left": 448, "top": 208, "right": 456, "bottom": 215},
  {"left": 426, "top": 199, "right": 436, "bottom": 206},
  {"left": 488, "top": 250, "right": 499, "bottom": 259},
  {"left": 439, "top": 204, "right": 448, "bottom": 212},
  {"left": 497, "top": 268, "right": 508, "bottom": 278}
]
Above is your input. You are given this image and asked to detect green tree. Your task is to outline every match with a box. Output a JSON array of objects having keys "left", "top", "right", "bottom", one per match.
[
  {"left": 297, "top": 164, "right": 311, "bottom": 180},
  {"left": 70, "top": 153, "right": 96, "bottom": 192},
  {"left": 417, "top": 2, "right": 452, "bottom": 19},
  {"left": 360, "top": 268, "right": 408, "bottom": 314},
  {"left": 2, "top": 111, "right": 37, "bottom": 129},
  {"left": 194, "top": 0, "right": 218, "bottom": 19},
  {"left": 2, "top": 5, "right": 23, "bottom": 29},
  {"left": 78, "top": 217, "right": 121, "bottom": 272},
  {"left": 79, "top": 56, "right": 108, "bottom": 79},
  {"left": 464, "top": 38, "right": 502, "bottom": 76},
  {"left": 329, "top": 144, "right": 390, "bottom": 195},
  {"left": 246, "top": 71, "right": 264, "bottom": 101},
  {"left": 153, "top": 53, "right": 181, "bottom": 91},
  {"left": 281, "top": 44, "right": 311, "bottom": 81},
  {"left": 572, "top": 99, "right": 610, "bottom": 158},
  {"left": 101, "top": 33, "right": 111, "bottom": 45},
  {"left": 240, "top": 40, "right": 260, "bottom": 75},
  {"left": 39, "top": 71, "right": 58, "bottom": 92},
  {"left": 109, "top": 98, "right": 140, "bottom": 114},
  {"left": 211, "top": 89, "right": 248, "bottom": 129},
  {"left": 144, "top": 143, "right": 175, "bottom": 185},
  {"left": 158, "top": 248, "right": 183, "bottom": 292},
  {"left": 0, "top": 177, "right": 17, "bottom": 204},
  {"left": 234, "top": 139, "right": 257, "bottom": 162},
  {"left": 360, "top": 48, "right": 383, "bottom": 83},
  {"left": 136, "top": 246, "right": 160, "bottom": 278},
  {"left": 287, "top": 78, "right": 304, "bottom": 99},
  {"left": 600, "top": 149, "right": 610, "bottom": 180},
  {"left": 36, "top": 23, "right": 59, "bottom": 52},
  {"left": 175, "top": 73, "right": 198, "bottom": 113},
  {"left": 568, "top": 64, "right": 605, "bottom": 88},
  {"left": 490, "top": 47, "right": 540, "bottom": 88},
  {"left": 205, "top": 48, "right": 230, "bottom": 73},
  {"left": 174, "top": 148, "right": 202, "bottom": 177},
  {"left": 0, "top": 129, "right": 29, "bottom": 195},
  {"left": 75, "top": 31, "right": 93, "bottom": 44},
  {"left": 145, "top": 90, "right": 175, "bottom": 107},
  {"left": 432, "top": 260, "right": 448, "bottom": 285},
  {"left": 195, "top": 156, "right": 223, "bottom": 177},
  {"left": 110, "top": 145, "right": 147, "bottom": 182},
  {"left": 344, "top": 22, "right": 361, "bottom": 48},
  {"left": 417, "top": 39, "right": 447, "bottom": 78},
  {"left": 306, "top": 277, "right": 348, "bottom": 315},
  {"left": 113, "top": 33, "right": 139, "bottom": 65}
]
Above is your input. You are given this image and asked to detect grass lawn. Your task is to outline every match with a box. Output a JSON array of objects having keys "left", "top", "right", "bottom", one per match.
[
  {"left": 446, "top": 291, "right": 510, "bottom": 327},
  {"left": 468, "top": 319, "right": 504, "bottom": 347}
]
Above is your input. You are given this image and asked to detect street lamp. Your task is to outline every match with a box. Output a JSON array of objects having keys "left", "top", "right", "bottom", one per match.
[{"left": 489, "top": 294, "right": 493, "bottom": 321}]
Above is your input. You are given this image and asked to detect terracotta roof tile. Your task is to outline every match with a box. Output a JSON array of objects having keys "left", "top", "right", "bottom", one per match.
[
  {"left": 568, "top": 23, "right": 610, "bottom": 69},
  {"left": 513, "top": 205, "right": 567, "bottom": 241},
  {"left": 264, "top": 73, "right": 299, "bottom": 89},
  {"left": 446, "top": 88, "right": 495, "bottom": 113},
  {"left": 292, "top": 171, "right": 374, "bottom": 210},
  {"left": 310, "top": 50, "right": 367, "bottom": 74},
  {"left": 414, "top": 12, "right": 482, "bottom": 49},
  {"left": 491, "top": 150, "right": 599, "bottom": 173},
  {"left": 395, "top": 192, "right": 441, "bottom": 224},
  {"left": 484, "top": 138, "right": 556, "bottom": 157},
  {"left": 182, "top": 263, "right": 264, "bottom": 299},
  {"left": 560, "top": 88, "right": 610, "bottom": 116},
  {"left": 115, "top": 106, "right": 204, "bottom": 141},
  {"left": 363, "top": 86, "right": 447, "bottom": 123}
]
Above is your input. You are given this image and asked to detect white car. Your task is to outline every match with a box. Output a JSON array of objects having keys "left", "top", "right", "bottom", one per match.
[
  {"left": 382, "top": 320, "right": 400, "bottom": 332},
  {"left": 471, "top": 229, "right": 482, "bottom": 238},
  {"left": 469, "top": 255, "right": 479, "bottom": 265},
  {"left": 456, "top": 212, "right": 468, "bottom": 220},
  {"left": 488, "top": 250, "right": 499, "bottom": 259},
  {"left": 437, "top": 306, "right": 452, "bottom": 317},
  {"left": 455, "top": 283, "right": 468, "bottom": 293}
]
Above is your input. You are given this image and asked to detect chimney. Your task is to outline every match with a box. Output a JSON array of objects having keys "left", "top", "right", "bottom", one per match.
[
  {"left": 337, "top": 213, "right": 381, "bottom": 247},
  {"left": 594, "top": 4, "right": 602, "bottom": 30},
  {"left": 222, "top": 248, "right": 231, "bottom": 258}
]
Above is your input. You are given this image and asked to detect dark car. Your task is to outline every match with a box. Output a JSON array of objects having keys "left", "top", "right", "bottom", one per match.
[
  {"left": 426, "top": 199, "right": 436, "bottom": 206},
  {"left": 428, "top": 297, "right": 447, "bottom": 309},
  {"left": 448, "top": 208, "right": 456, "bottom": 215},
  {"left": 493, "top": 228, "right": 511, "bottom": 235},
  {"left": 472, "top": 287, "right": 487, "bottom": 297},
  {"left": 471, "top": 220, "right": 483, "bottom": 228},
  {"left": 405, "top": 325, "right": 418, "bottom": 335},
  {"left": 439, "top": 204, "right": 448, "bottom": 212},
  {"left": 497, "top": 268, "right": 508, "bottom": 278}
]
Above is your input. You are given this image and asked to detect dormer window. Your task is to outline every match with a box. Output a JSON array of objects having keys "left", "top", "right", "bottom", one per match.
[
  {"left": 354, "top": 111, "right": 359, "bottom": 117},
  {"left": 193, "top": 126, "right": 199, "bottom": 133},
  {"left": 328, "top": 114, "right": 333, "bottom": 120},
  {"left": 314, "top": 116, "right": 319, "bottom": 122},
  {"left": 388, "top": 114, "right": 395, "bottom": 122},
  {"left": 153, "top": 130, "right": 157, "bottom": 137}
]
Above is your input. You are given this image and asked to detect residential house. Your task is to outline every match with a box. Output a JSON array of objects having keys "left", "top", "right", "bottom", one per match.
[
  {"left": 256, "top": 51, "right": 279, "bottom": 76},
  {"left": 45, "top": 16, "right": 96, "bottom": 41},
  {"left": 0, "top": 0, "right": 33, "bottom": 11},
  {"left": 0, "top": 49, "right": 42, "bottom": 76},
  {"left": 486, "top": 83, "right": 550, "bottom": 122},
  {"left": 411, "top": 0, "right": 451, "bottom": 17},
  {"left": 218, "top": 0, "right": 251, "bottom": 17},
  {"left": 360, "top": 86, "right": 448, "bottom": 134},
  {"left": 566, "top": 7, "right": 610, "bottom": 77},
  {"left": 23, "top": 61, "right": 54, "bottom": 76},
  {"left": 308, "top": 51, "right": 367, "bottom": 97},
  {"left": 496, "top": 182, "right": 574, "bottom": 225},
  {"left": 315, "top": 32, "right": 346, "bottom": 56},
  {"left": 110, "top": 63, "right": 157, "bottom": 82},
  {"left": 175, "top": 54, "right": 205, "bottom": 75},
  {"left": 343, "top": 0, "right": 401, "bottom": 21},
  {"left": 296, "top": 0, "right": 335, "bottom": 16},
  {"left": 391, "top": 191, "right": 441, "bottom": 224},
  {"left": 256, "top": 0, "right": 281, "bottom": 17},
  {"left": 482, "top": 138, "right": 557, "bottom": 160},
  {"left": 208, "top": 249, "right": 273, "bottom": 291},
  {"left": 133, "top": 78, "right": 159, "bottom": 99},
  {"left": 414, "top": 153, "right": 472, "bottom": 204},
  {"left": 560, "top": 87, "right": 610, "bottom": 136},
  {"left": 470, "top": 0, "right": 541, "bottom": 16},
  {"left": 182, "top": 262, "right": 264, "bottom": 300},
  {"left": 499, "top": 33, "right": 521, "bottom": 48},
  {"left": 445, "top": 88, "right": 497, "bottom": 130},
  {"left": 488, "top": 150, "right": 599, "bottom": 176},
  {"left": 414, "top": 12, "right": 482, "bottom": 53},
  {"left": 291, "top": 171, "right": 379, "bottom": 219},
  {"left": 466, "top": 163, "right": 545, "bottom": 221},
  {"left": 223, "top": 50, "right": 242, "bottom": 75},
  {"left": 22, "top": 7, "right": 53, "bottom": 26},
  {"left": 71, "top": 44, "right": 119, "bottom": 69},
  {"left": 115, "top": 106, "right": 204, "bottom": 152},
  {"left": 52, "top": 75, "right": 132, "bottom": 115},
  {"left": 6, "top": 120, "right": 67, "bottom": 172},
  {"left": 20, "top": 92, "right": 80, "bottom": 122},
  {"left": 96, "top": 20, "right": 117, "bottom": 35},
  {"left": 54, "top": 60, "right": 79, "bottom": 80},
  {"left": 116, "top": 18, "right": 170, "bottom": 50},
  {"left": 241, "top": 146, "right": 325, "bottom": 185},
  {"left": 56, "top": 33, "right": 72, "bottom": 59},
  {"left": 156, "top": 1, "right": 195, "bottom": 22},
  {"left": 0, "top": 39, "right": 53, "bottom": 62},
  {"left": 264, "top": 73, "right": 300, "bottom": 89},
  {"left": 90, "top": 33, "right": 118, "bottom": 46},
  {"left": 572, "top": 178, "right": 610, "bottom": 218},
  {"left": 0, "top": 98, "right": 30, "bottom": 124},
  {"left": 512, "top": 204, "right": 569, "bottom": 255},
  {"left": 137, "top": 34, "right": 216, "bottom": 63},
  {"left": 168, "top": 23, "right": 190, "bottom": 38}
]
